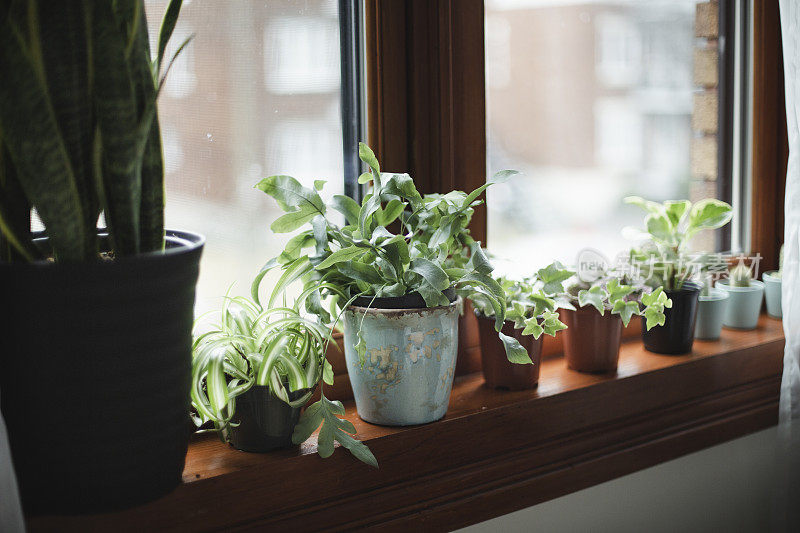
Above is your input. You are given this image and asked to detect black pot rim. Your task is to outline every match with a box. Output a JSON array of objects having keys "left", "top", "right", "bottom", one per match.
[
  {"left": 6, "top": 229, "right": 205, "bottom": 269},
  {"left": 665, "top": 281, "right": 702, "bottom": 295}
]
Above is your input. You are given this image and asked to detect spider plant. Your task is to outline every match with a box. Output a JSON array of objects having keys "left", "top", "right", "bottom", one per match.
[
  {"left": 0, "top": 0, "right": 191, "bottom": 263},
  {"left": 191, "top": 293, "right": 377, "bottom": 467}
]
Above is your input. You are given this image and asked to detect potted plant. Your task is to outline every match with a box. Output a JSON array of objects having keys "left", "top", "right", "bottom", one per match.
[
  {"left": 624, "top": 197, "right": 732, "bottom": 354},
  {"left": 693, "top": 254, "right": 730, "bottom": 341},
  {"left": 561, "top": 276, "right": 671, "bottom": 373},
  {"left": 0, "top": 1, "right": 202, "bottom": 514},
  {"left": 763, "top": 245, "right": 783, "bottom": 318},
  {"left": 255, "top": 143, "right": 518, "bottom": 426},
  {"left": 470, "top": 264, "right": 573, "bottom": 390},
  {"left": 716, "top": 262, "right": 765, "bottom": 330},
  {"left": 191, "top": 295, "right": 376, "bottom": 466}
]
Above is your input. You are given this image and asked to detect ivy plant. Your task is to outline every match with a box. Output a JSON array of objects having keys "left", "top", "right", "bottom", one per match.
[
  {"left": 253, "top": 142, "right": 522, "bottom": 362},
  {"left": 566, "top": 276, "right": 672, "bottom": 330},
  {"left": 191, "top": 293, "right": 377, "bottom": 467},
  {"left": 469, "top": 263, "right": 573, "bottom": 364},
  {"left": 623, "top": 197, "right": 733, "bottom": 290}
]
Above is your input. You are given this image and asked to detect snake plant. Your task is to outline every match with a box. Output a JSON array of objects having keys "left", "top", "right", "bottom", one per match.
[
  {"left": 191, "top": 294, "right": 377, "bottom": 467},
  {"left": 0, "top": 0, "right": 189, "bottom": 263}
]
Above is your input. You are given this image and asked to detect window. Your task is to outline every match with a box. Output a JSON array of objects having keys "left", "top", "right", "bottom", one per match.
[
  {"left": 485, "top": 0, "right": 705, "bottom": 273},
  {"left": 144, "top": 0, "right": 350, "bottom": 315}
]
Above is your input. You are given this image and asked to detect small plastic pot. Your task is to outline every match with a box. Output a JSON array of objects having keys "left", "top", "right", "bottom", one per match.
[
  {"left": 695, "top": 288, "right": 730, "bottom": 340},
  {"left": 716, "top": 279, "right": 765, "bottom": 330},
  {"left": 560, "top": 306, "right": 622, "bottom": 373},
  {"left": 229, "top": 385, "right": 309, "bottom": 453},
  {"left": 641, "top": 282, "right": 701, "bottom": 355},
  {"left": 476, "top": 314, "right": 542, "bottom": 390},
  {"left": 763, "top": 271, "right": 782, "bottom": 319}
]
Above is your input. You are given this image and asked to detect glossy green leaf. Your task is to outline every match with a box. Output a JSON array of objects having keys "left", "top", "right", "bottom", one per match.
[{"left": 499, "top": 332, "right": 532, "bottom": 364}]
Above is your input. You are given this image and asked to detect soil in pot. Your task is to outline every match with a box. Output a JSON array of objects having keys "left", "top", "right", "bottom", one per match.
[
  {"left": 0, "top": 230, "right": 204, "bottom": 515},
  {"left": 229, "top": 385, "right": 310, "bottom": 452},
  {"left": 641, "top": 282, "right": 701, "bottom": 355},
  {"left": 695, "top": 288, "right": 729, "bottom": 340},
  {"left": 475, "top": 314, "right": 542, "bottom": 390},
  {"left": 343, "top": 293, "right": 459, "bottom": 426},
  {"left": 559, "top": 306, "right": 622, "bottom": 373},
  {"left": 763, "top": 271, "right": 782, "bottom": 319},
  {"left": 716, "top": 279, "right": 765, "bottom": 330}
]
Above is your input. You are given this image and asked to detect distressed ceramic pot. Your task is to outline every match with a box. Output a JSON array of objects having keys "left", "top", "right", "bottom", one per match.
[
  {"left": 475, "top": 314, "right": 542, "bottom": 390},
  {"left": 343, "top": 297, "right": 460, "bottom": 426},
  {"left": 716, "top": 279, "right": 765, "bottom": 330},
  {"left": 560, "top": 306, "right": 622, "bottom": 373},
  {"left": 763, "top": 271, "right": 782, "bottom": 318},
  {"left": 695, "top": 288, "right": 729, "bottom": 340}
]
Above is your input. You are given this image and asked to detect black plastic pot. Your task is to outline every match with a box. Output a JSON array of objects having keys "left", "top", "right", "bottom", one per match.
[
  {"left": 0, "top": 230, "right": 203, "bottom": 515},
  {"left": 641, "top": 282, "right": 701, "bottom": 355},
  {"left": 228, "top": 386, "right": 310, "bottom": 452}
]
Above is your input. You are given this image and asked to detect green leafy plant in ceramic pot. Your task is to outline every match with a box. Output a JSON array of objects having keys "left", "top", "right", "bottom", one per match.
[
  {"left": 716, "top": 261, "right": 765, "bottom": 330},
  {"left": 560, "top": 275, "right": 671, "bottom": 372},
  {"left": 762, "top": 245, "right": 783, "bottom": 318},
  {"left": 254, "top": 143, "right": 517, "bottom": 426},
  {"left": 191, "top": 294, "right": 376, "bottom": 466},
  {"left": 0, "top": 0, "right": 204, "bottom": 513},
  {"left": 624, "top": 197, "right": 732, "bottom": 354},
  {"left": 470, "top": 264, "right": 572, "bottom": 390}
]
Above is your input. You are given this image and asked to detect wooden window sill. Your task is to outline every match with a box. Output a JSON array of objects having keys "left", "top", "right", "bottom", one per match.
[{"left": 30, "top": 316, "right": 784, "bottom": 532}]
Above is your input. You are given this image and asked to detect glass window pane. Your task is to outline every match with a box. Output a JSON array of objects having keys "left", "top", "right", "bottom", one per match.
[
  {"left": 145, "top": 0, "right": 344, "bottom": 314},
  {"left": 485, "top": 0, "right": 699, "bottom": 273}
]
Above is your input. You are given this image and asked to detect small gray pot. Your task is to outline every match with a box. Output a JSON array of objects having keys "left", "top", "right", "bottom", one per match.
[
  {"left": 716, "top": 279, "right": 765, "bottom": 330},
  {"left": 695, "top": 288, "right": 729, "bottom": 340},
  {"left": 763, "top": 271, "right": 782, "bottom": 318},
  {"left": 343, "top": 298, "right": 459, "bottom": 426}
]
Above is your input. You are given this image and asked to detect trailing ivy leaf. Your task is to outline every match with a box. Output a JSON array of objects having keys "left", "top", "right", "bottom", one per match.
[
  {"left": 641, "top": 286, "right": 671, "bottom": 308},
  {"left": 644, "top": 305, "right": 667, "bottom": 330},
  {"left": 540, "top": 310, "right": 567, "bottom": 337},
  {"left": 578, "top": 285, "right": 607, "bottom": 314},
  {"left": 521, "top": 317, "right": 544, "bottom": 339},
  {"left": 331, "top": 194, "right": 361, "bottom": 225},
  {"left": 499, "top": 332, "right": 532, "bottom": 364},
  {"left": 612, "top": 299, "right": 640, "bottom": 327},
  {"left": 606, "top": 278, "right": 634, "bottom": 306},
  {"left": 537, "top": 261, "right": 575, "bottom": 295}
]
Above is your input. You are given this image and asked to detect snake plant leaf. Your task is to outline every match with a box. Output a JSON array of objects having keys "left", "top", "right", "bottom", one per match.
[
  {"left": 330, "top": 194, "right": 361, "bottom": 225},
  {"left": 0, "top": 143, "right": 40, "bottom": 261},
  {"left": 156, "top": 0, "right": 183, "bottom": 72},
  {"left": 499, "top": 332, "right": 532, "bottom": 364},
  {"left": 0, "top": 13, "right": 88, "bottom": 262},
  {"left": 92, "top": 0, "right": 145, "bottom": 256},
  {"left": 578, "top": 285, "right": 607, "bottom": 314}
]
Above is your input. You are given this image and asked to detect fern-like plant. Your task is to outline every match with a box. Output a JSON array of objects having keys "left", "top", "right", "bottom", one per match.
[{"left": 0, "top": 0, "right": 190, "bottom": 263}]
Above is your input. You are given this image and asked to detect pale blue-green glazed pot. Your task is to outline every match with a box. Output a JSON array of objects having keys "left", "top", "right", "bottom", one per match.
[
  {"left": 695, "top": 288, "right": 729, "bottom": 340},
  {"left": 716, "top": 279, "right": 764, "bottom": 330},
  {"left": 343, "top": 299, "right": 459, "bottom": 426},
  {"left": 763, "top": 271, "right": 782, "bottom": 318}
]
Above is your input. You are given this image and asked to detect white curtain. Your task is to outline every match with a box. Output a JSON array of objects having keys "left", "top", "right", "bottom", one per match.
[
  {"left": 0, "top": 392, "right": 24, "bottom": 532},
  {"left": 778, "top": 1, "right": 800, "bottom": 529}
]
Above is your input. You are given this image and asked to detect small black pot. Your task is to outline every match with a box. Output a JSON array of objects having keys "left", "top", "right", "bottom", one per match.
[
  {"left": 0, "top": 230, "right": 203, "bottom": 515},
  {"left": 228, "top": 386, "right": 310, "bottom": 453},
  {"left": 641, "top": 282, "right": 701, "bottom": 355}
]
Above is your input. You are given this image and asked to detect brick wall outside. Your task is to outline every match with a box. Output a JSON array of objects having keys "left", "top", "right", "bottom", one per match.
[{"left": 690, "top": 0, "right": 720, "bottom": 251}]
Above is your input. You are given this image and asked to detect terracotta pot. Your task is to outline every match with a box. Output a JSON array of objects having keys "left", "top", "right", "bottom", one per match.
[
  {"left": 476, "top": 315, "right": 542, "bottom": 390},
  {"left": 456, "top": 299, "right": 482, "bottom": 375},
  {"left": 560, "top": 306, "right": 623, "bottom": 373}
]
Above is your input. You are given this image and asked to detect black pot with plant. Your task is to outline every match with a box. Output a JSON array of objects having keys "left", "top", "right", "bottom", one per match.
[
  {"left": 0, "top": 0, "right": 202, "bottom": 514},
  {"left": 625, "top": 197, "right": 732, "bottom": 355}
]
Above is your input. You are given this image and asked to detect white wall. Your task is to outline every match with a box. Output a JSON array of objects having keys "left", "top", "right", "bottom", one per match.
[{"left": 460, "top": 427, "right": 779, "bottom": 533}]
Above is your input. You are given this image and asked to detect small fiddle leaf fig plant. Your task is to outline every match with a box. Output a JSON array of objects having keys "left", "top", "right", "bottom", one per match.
[
  {"left": 624, "top": 197, "right": 733, "bottom": 290},
  {"left": 254, "top": 142, "right": 522, "bottom": 363},
  {"left": 191, "top": 294, "right": 376, "bottom": 467},
  {"left": 568, "top": 277, "right": 672, "bottom": 330}
]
